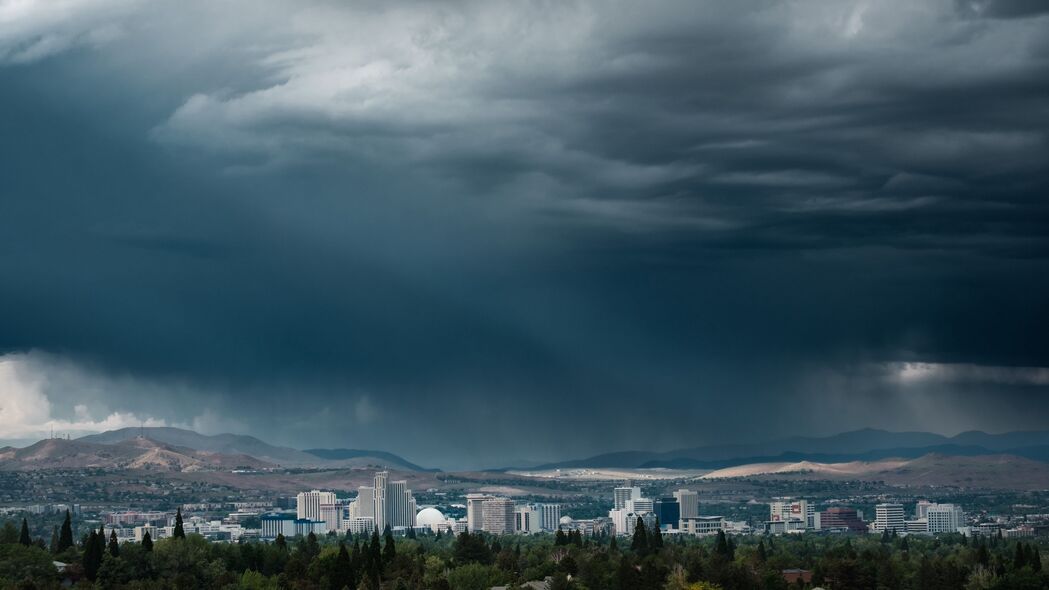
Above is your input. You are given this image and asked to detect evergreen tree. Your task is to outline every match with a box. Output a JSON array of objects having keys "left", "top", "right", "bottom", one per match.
[
  {"left": 757, "top": 539, "right": 767, "bottom": 563},
  {"left": 83, "top": 530, "right": 103, "bottom": 581},
  {"left": 108, "top": 530, "right": 120, "bottom": 558},
  {"left": 369, "top": 528, "right": 383, "bottom": 579},
  {"left": 609, "top": 535, "right": 618, "bottom": 552},
  {"left": 334, "top": 542, "right": 355, "bottom": 590},
  {"left": 141, "top": 530, "right": 153, "bottom": 551},
  {"left": 555, "top": 527, "right": 567, "bottom": 546},
  {"left": 173, "top": 507, "right": 186, "bottom": 539},
  {"left": 406, "top": 525, "right": 416, "bottom": 539},
  {"left": 383, "top": 526, "right": 397, "bottom": 563},
  {"left": 49, "top": 525, "right": 59, "bottom": 554},
  {"left": 58, "top": 509, "right": 74, "bottom": 553},
  {"left": 18, "top": 518, "right": 31, "bottom": 546},
  {"left": 275, "top": 533, "right": 287, "bottom": 551},
  {"left": 650, "top": 518, "right": 663, "bottom": 550},
  {"left": 1014, "top": 542, "right": 1028, "bottom": 570},
  {"left": 881, "top": 529, "right": 891, "bottom": 543},
  {"left": 630, "top": 516, "right": 648, "bottom": 553},
  {"left": 435, "top": 529, "right": 442, "bottom": 540},
  {"left": 714, "top": 530, "right": 733, "bottom": 560},
  {"left": 1033, "top": 545, "right": 1043, "bottom": 572}
]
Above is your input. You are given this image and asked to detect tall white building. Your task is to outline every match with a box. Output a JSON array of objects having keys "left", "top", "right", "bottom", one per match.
[
  {"left": 538, "top": 504, "right": 562, "bottom": 531},
  {"left": 319, "top": 503, "right": 342, "bottom": 532},
  {"left": 297, "top": 491, "right": 337, "bottom": 521},
  {"left": 614, "top": 486, "right": 642, "bottom": 510},
  {"left": 915, "top": 500, "right": 932, "bottom": 520},
  {"left": 515, "top": 505, "right": 540, "bottom": 534},
  {"left": 482, "top": 497, "right": 515, "bottom": 534},
  {"left": 466, "top": 494, "right": 494, "bottom": 532},
  {"left": 627, "top": 498, "right": 655, "bottom": 514},
  {"left": 874, "top": 504, "right": 905, "bottom": 533},
  {"left": 674, "top": 489, "right": 699, "bottom": 519},
  {"left": 927, "top": 504, "right": 964, "bottom": 534},
  {"left": 373, "top": 471, "right": 389, "bottom": 531}
]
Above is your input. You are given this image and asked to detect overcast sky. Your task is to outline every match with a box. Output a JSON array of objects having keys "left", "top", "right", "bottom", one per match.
[{"left": 1, "top": 0, "right": 1047, "bottom": 469}]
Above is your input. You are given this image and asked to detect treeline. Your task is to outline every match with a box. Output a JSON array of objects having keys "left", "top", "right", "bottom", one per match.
[{"left": 1, "top": 513, "right": 1048, "bottom": 589}]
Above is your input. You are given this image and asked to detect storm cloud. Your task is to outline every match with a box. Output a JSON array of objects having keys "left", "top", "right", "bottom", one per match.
[{"left": 1, "top": 0, "right": 1047, "bottom": 468}]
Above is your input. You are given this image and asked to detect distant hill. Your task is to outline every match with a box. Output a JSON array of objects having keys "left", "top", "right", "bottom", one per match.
[
  {"left": 75, "top": 427, "right": 427, "bottom": 471},
  {"left": 696, "top": 452, "right": 1049, "bottom": 490},
  {"left": 526, "top": 429, "right": 1049, "bottom": 470},
  {"left": 78, "top": 427, "right": 320, "bottom": 466},
  {"left": 304, "top": 449, "right": 430, "bottom": 472},
  {"left": 0, "top": 437, "right": 274, "bottom": 472}
]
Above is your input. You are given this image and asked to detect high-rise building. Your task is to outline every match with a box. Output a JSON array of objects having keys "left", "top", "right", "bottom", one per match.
[
  {"left": 874, "top": 504, "right": 905, "bottom": 533},
  {"left": 674, "top": 490, "right": 699, "bottom": 519},
  {"left": 770, "top": 498, "right": 818, "bottom": 529},
  {"left": 466, "top": 494, "right": 493, "bottom": 531},
  {"left": 927, "top": 504, "right": 964, "bottom": 534},
  {"left": 915, "top": 500, "right": 932, "bottom": 520},
  {"left": 482, "top": 497, "right": 515, "bottom": 534},
  {"left": 297, "top": 491, "right": 337, "bottom": 521},
  {"left": 362, "top": 471, "right": 417, "bottom": 531},
  {"left": 538, "top": 504, "right": 562, "bottom": 531},
  {"left": 819, "top": 507, "right": 867, "bottom": 533},
  {"left": 373, "top": 471, "right": 389, "bottom": 531},
  {"left": 654, "top": 498, "right": 680, "bottom": 530},
  {"left": 614, "top": 486, "right": 642, "bottom": 510},
  {"left": 515, "top": 505, "right": 540, "bottom": 534},
  {"left": 319, "top": 503, "right": 342, "bottom": 532},
  {"left": 627, "top": 498, "right": 654, "bottom": 514}
]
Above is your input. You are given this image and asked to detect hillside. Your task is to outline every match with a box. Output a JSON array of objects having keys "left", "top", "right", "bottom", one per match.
[
  {"left": 528, "top": 429, "right": 1049, "bottom": 470},
  {"left": 700, "top": 453, "right": 1049, "bottom": 490},
  {"left": 0, "top": 437, "right": 274, "bottom": 472},
  {"left": 76, "top": 427, "right": 427, "bottom": 471}
]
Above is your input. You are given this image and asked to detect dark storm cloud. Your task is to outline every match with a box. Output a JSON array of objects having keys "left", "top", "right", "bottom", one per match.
[{"left": 1, "top": 0, "right": 1048, "bottom": 468}]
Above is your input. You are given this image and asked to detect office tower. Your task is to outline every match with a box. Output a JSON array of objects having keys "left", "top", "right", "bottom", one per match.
[
  {"left": 614, "top": 486, "right": 642, "bottom": 510},
  {"left": 915, "top": 500, "right": 932, "bottom": 520},
  {"left": 769, "top": 498, "right": 817, "bottom": 529},
  {"left": 674, "top": 489, "right": 699, "bottom": 519},
  {"left": 482, "top": 497, "right": 515, "bottom": 534},
  {"left": 319, "top": 503, "right": 342, "bottom": 532},
  {"left": 466, "top": 494, "right": 493, "bottom": 531},
  {"left": 927, "top": 504, "right": 964, "bottom": 534},
  {"left": 874, "top": 504, "right": 905, "bottom": 533},
  {"left": 654, "top": 498, "right": 680, "bottom": 529},
  {"left": 297, "top": 490, "right": 337, "bottom": 521},
  {"left": 819, "top": 507, "right": 867, "bottom": 532},
  {"left": 627, "top": 498, "right": 654, "bottom": 514},
  {"left": 373, "top": 471, "right": 388, "bottom": 531},
  {"left": 538, "top": 504, "right": 562, "bottom": 531},
  {"left": 515, "top": 505, "right": 540, "bottom": 534}
]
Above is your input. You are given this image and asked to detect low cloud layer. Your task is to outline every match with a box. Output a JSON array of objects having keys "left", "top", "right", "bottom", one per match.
[{"left": 1, "top": 0, "right": 1047, "bottom": 468}]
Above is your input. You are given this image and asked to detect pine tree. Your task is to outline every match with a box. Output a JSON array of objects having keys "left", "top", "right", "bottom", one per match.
[
  {"left": 609, "top": 535, "right": 618, "bottom": 552},
  {"left": 650, "top": 518, "right": 663, "bottom": 550},
  {"left": 173, "top": 507, "right": 186, "bottom": 539},
  {"left": 714, "top": 530, "right": 731, "bottom": 560},
  {"left": 58, "top": 510, "right": 74, "bottom": 553},
  {"left": 369, "top": 528, "right": 383, "bottom": 580},
  {"left": 19, "top": 518, "right": 31, "bottom": 546},
  {"left": 555, "top": 527, "right": 567, "bottom": 546},
  {"left": 334, "top": 542, "right": 354, "bottom": 590},
  {"left": 1033, "top": 546, "right": 1043, "bottom": 572},
  {"left": 83, "top": 530, "right": 103, "bottom": 581},
  {"left": 275, "top": 533, "right": 287, "bottom": 551},
  {"left": 383, "top": 526, "right": 397, "bottom": 563},
  {"left": 1014, "top": 542, "right": 1028, "bottom": 570},
  {"left": 49, "top": 525, "right": 59, "bottom": 554},
  {"left": 435, "top": 529, "right": 443, "bottom": 540},
  {"left": 141, "top": 530, "right": 153, "bottom": 551},
  {"left": 631, "top": 516, "right": 648, "bottom": 553},
  {"left": 757, "top": 539, "right": 767, "bottom": 563},
  {"left": 108, "top": 530, "right": 120, "bottom": 557}
]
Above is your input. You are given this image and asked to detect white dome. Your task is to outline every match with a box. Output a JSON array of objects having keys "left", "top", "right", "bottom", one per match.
[
  {"left": 416, "top": 508, "right": 447, "bottom": 526},
  {"left": 559, "top": 516, "right": 574, "bottom": 525}
]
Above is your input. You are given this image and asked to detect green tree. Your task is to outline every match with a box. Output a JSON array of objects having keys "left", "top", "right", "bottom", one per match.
[
  {"left": 83, "top": 529, "right": 104, "bottom": 580},
  {"left": 650, "top": 517, "right": 663, "bottom": 550},
  {"left": 631, "top": 517, "right": 648, "bottom": 553},
  {"left": 142, "top": 530, "right": 154, "bottom": 551},
  {"left": 18, "top": 518, "right": 31, "bottom": 546},
  {"left": 109, "top": 530, "right": 120, "bottom": 557},
  {"left": 383, "top": 524, "right": 396, "bottom": 563},
  {"left": 173, "top": 507, "right": 186, "bottom": 539},
  {"left": 58, "top": 509, "right": 74, "bottom": 552}
]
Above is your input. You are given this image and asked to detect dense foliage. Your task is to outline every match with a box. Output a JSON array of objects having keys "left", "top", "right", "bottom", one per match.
[{"left": 1, "top": 516, "right": 1047, "bottom": 589}]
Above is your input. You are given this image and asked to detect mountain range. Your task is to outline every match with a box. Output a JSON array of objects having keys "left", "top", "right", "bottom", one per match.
[
  {"left": 0, "top": 427, "right": 426, "bottom": 472},
  {"left": 523, "top": 428, "right": 1049, "bottom": 470}
]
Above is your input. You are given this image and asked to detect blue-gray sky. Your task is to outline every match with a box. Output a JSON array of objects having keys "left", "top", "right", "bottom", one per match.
[{"left": 1, "top": 0, "right": 1048, "bottom": 469}]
